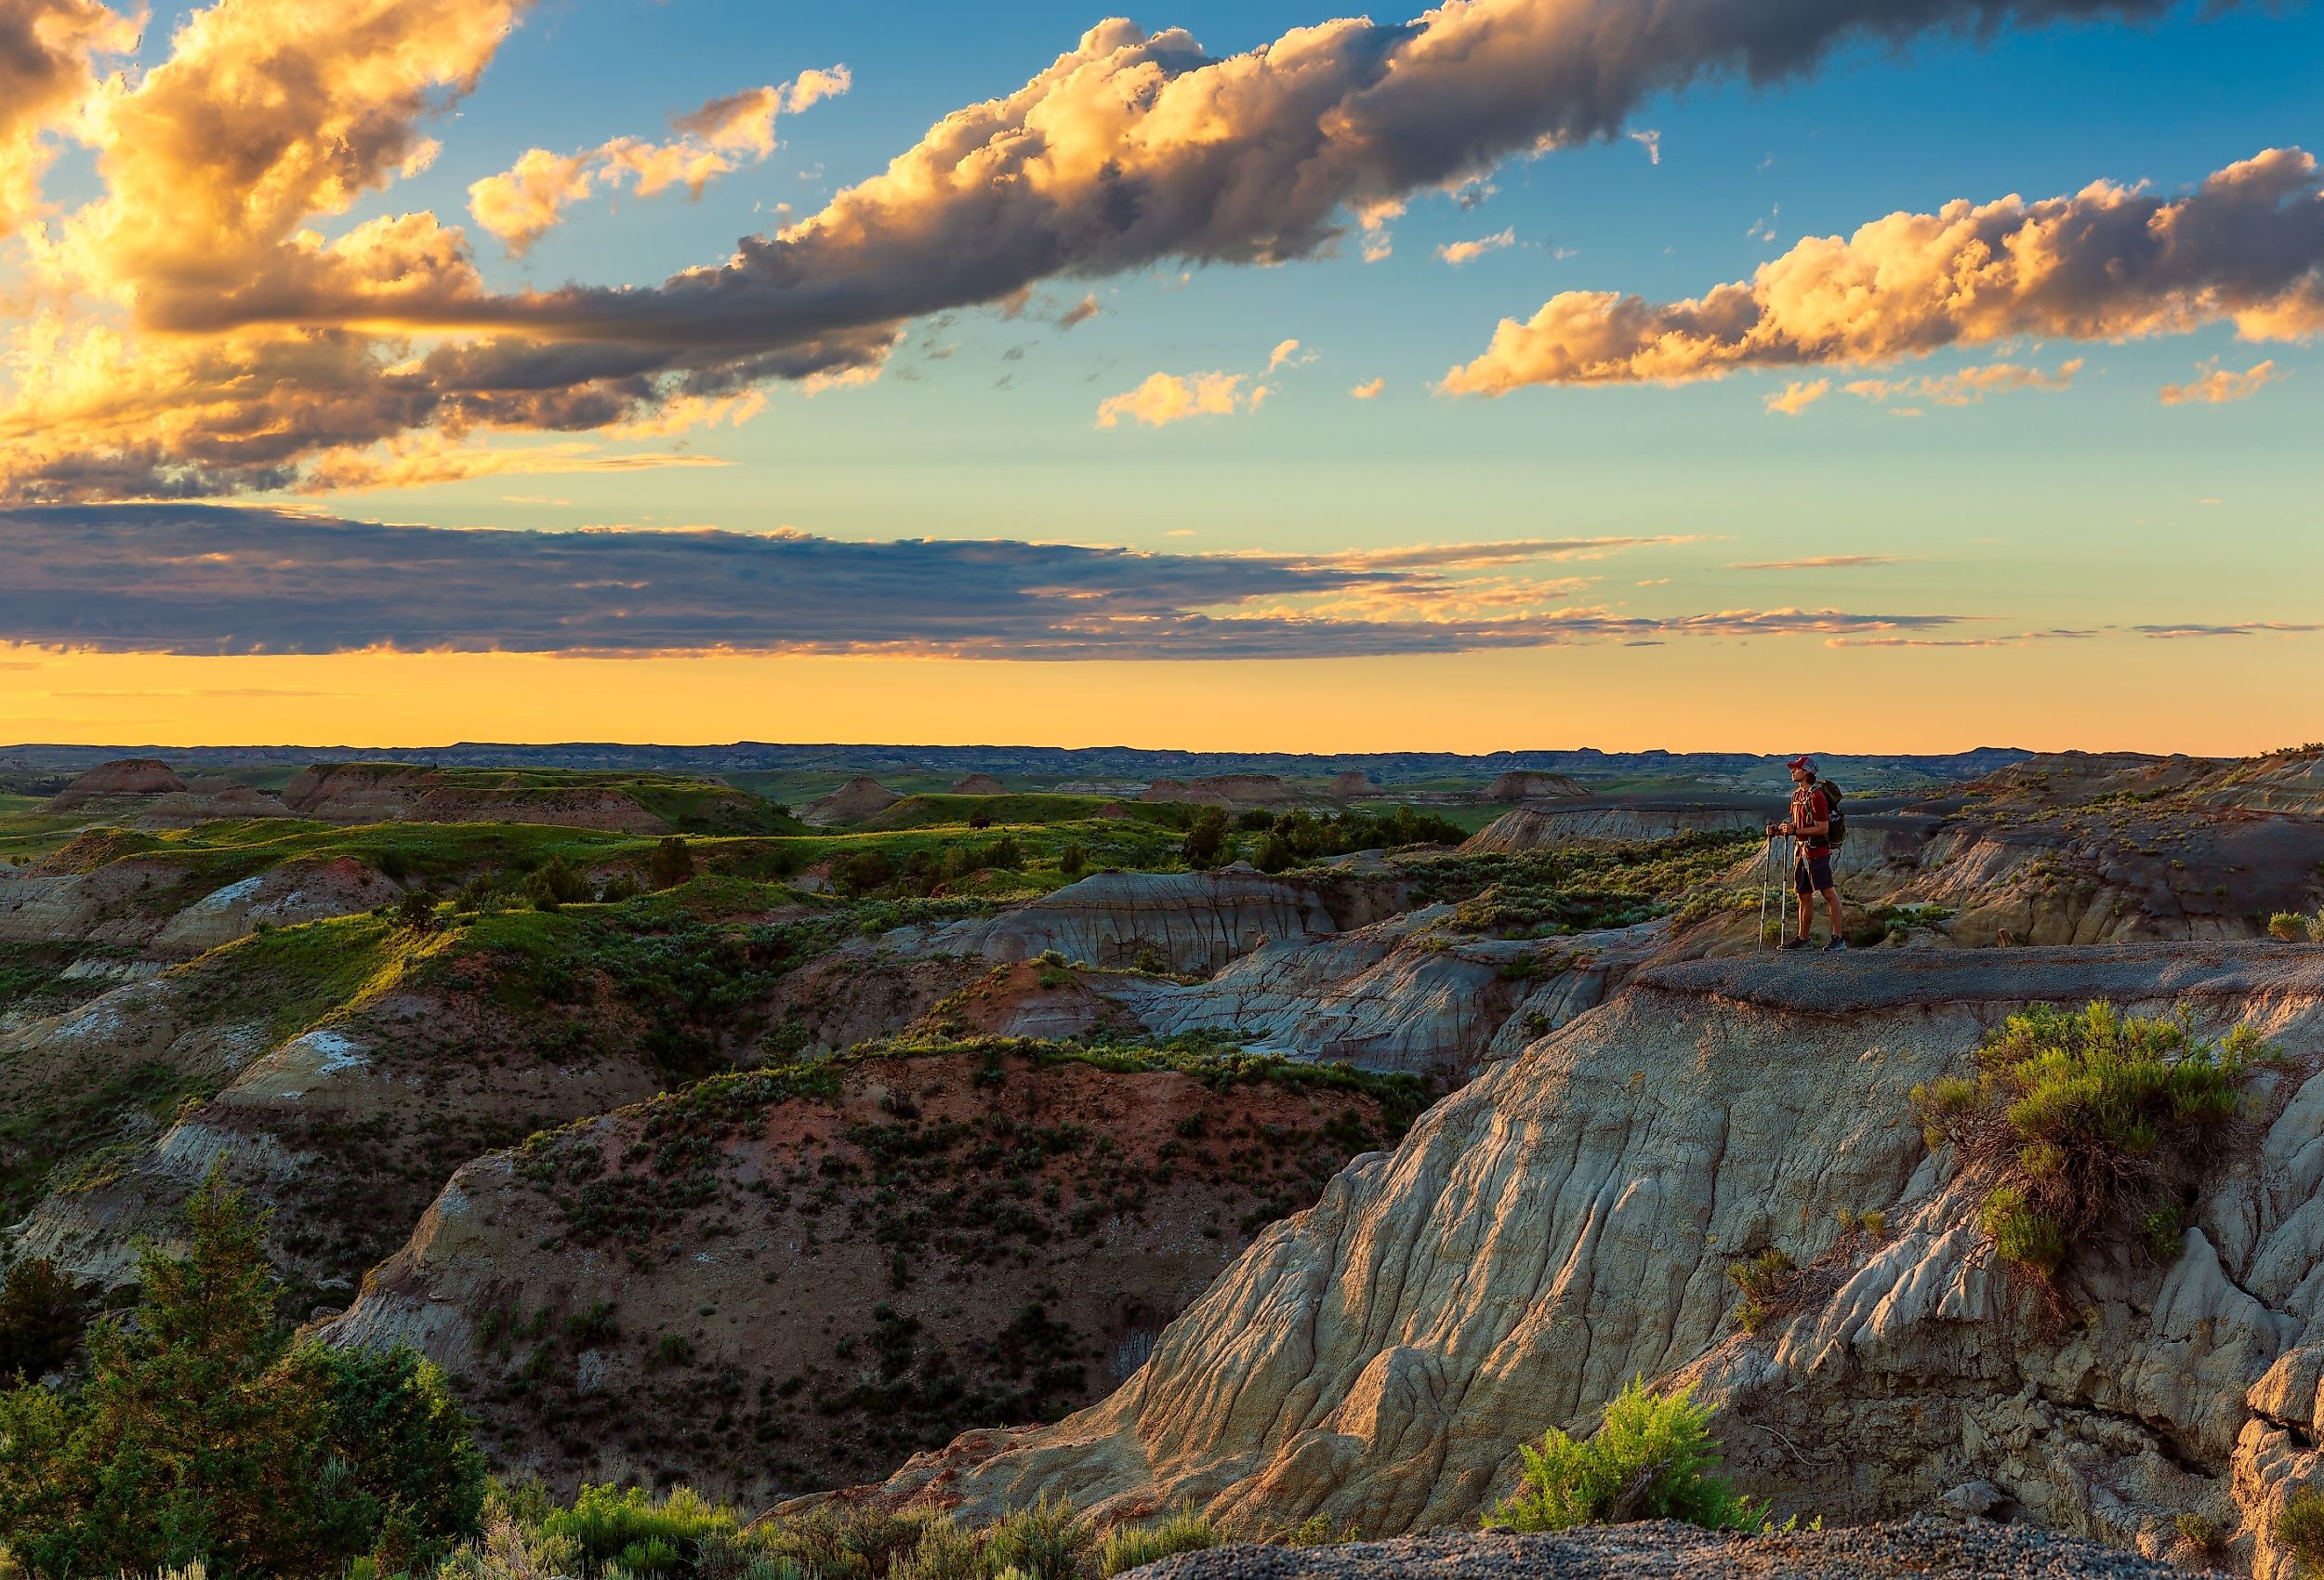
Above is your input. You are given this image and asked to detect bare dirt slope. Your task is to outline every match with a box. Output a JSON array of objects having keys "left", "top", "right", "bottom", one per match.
[
  {"left": 849, "top": 944, "right": 2324, "bottom": 1577},
  {"left": 319, "top": 1043, "right": 1423, "bottom": 1508}
]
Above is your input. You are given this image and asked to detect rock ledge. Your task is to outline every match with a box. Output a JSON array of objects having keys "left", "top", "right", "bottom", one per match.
[{"left": 1128, "top": 1520, "right": 2179, "bottom": 1580}]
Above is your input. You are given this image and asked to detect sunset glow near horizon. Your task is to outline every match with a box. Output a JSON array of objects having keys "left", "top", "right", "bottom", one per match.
[{"left": 2, "top": 0, "right": 2319, "bottom": 755}]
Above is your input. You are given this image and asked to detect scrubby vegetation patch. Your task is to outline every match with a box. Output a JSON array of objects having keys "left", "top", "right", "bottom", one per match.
[
  {"left": 1911, "top": 1001, "right": 2281, "bottom": 1285},
  {"left": 1483, "top": 1376, "right": 1769, "bottom": 1534}
]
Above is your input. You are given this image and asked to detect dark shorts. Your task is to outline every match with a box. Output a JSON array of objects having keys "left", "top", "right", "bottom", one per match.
[{"left": 1794, "top": 848, "right": 1835, "bottom": 895}]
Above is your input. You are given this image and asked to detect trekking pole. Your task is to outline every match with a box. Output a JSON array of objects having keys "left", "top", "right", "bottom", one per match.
[
  {"left": 1758, "top": 833, "right": 1769, "bottom": 944},
  {"left": 1776, "top": 834, "right": 1792, "bottom": 946}
]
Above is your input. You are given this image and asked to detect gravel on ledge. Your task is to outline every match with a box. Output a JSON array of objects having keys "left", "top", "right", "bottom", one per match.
[{"left": 1122, "top": 1520, "right": 2184, "bottom": 1580}]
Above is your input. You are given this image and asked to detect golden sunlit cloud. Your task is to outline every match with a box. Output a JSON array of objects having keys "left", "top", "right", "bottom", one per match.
[
  {"left": 1763, "top": 378, "right": 1829, "bottom": 415},
  {"left": 467, "top": 67, "right": 850, "bottom": 254},
  {"left": 2159, "top": 358, "right": 2284, "bottom": 405},
  {"left": 1095, "top": 372, "right": 1265, "bottom": 428},
  {"left": 1441, "top": 150, "right": 2324, "bottom": 395},
  {"left": 1, "top": 0, "right": 2252, "bottom": 503},
  {"left": 1438, "top": 228, "right": 1516, "bottom": 266}
]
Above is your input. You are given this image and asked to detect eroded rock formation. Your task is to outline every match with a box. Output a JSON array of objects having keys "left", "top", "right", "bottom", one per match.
[{"left": 845, "top": 945, "right": 2324, "bottom": 1576}]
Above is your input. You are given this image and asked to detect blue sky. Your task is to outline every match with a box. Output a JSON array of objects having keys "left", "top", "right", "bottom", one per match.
[{"left": 1, "top": 0, "right": 2318, "bottom": 749}]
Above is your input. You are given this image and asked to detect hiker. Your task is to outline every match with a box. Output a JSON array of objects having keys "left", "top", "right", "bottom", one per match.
[{"left": 1769, "top": 755, "right": 1845, "bottom": 951}]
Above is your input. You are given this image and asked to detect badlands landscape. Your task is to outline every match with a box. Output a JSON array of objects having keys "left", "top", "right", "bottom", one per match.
[{"left": 4, "top": 743, "right": 2323, "bottom": 1575}]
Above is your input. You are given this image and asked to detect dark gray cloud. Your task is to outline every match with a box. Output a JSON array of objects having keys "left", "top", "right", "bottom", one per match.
[{"left": 0, "top": 505, "right": 1966, "bottom": 661}]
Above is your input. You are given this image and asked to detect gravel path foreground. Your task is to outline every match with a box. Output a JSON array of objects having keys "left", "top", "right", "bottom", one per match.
[{"left": 1124, "top": 1521, "right": 2184, "bottom": 1580}]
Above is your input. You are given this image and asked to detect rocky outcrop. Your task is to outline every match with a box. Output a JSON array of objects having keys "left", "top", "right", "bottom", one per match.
[
  {"left": 1328, "top": 771, "right": 1383, "bottom": 801},
  {"left": 282, "top": 763, "right": 676, "bottom": 831},
  {"left": 147, "top": 858, "right": 401, "bottom": 955},
  {"left": 46, "top": 758, "right": 187, "bottom": 810},
  {"left": 850, "top": 944, "right": 2324, "bottom": 1575},
  {"left": 799, "top": 776, "right": 905, "bottom": 825},
  {"left": 1462, "top": 804, "right": 1766, "bottom": 852},
  {"left": 1105, "top": 912, "right": 1665, "bottom": 1080},
  {"left": 0, "top": 850, "right": 397, "bottom": 955},
  {"left": 952, "top": 774, "right": 1010, "bottom": 794},
  {"left": 1142, "top": 776, "right": 1305, "bottom": 810},
  {"left": 134, "top": 778, "right": 297, "bottom": 826},
  {"left": 1477, "top": 771, "right": 1590, "bottom": 804},
  {"left": 905, "top": 871, "right": 1340, "bottom": 977},
  {"left": 318, "top": 1047, "right": 1414, "bottom": 1505},
  {"left": 1132, "top": 1521, "right": 2185, "bottom": 1580}
]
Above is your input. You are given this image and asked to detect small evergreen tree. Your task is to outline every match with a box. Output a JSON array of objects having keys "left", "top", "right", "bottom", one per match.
[
  {"left": 0, "top": 1258, "right": 89, "bottom": 1382},
  {"left": 647, "top": 836, "right": 694, "bottom": 890},
  {"left": 1182, "top": 808, "right": 1229, "bottom": 869},
  {"left": 0, "top": 1166, "right": 485, "bottom": 1576}
]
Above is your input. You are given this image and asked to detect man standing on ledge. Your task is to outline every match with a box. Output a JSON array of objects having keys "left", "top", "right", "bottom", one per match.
[{"left": 1771, "top": 755, "right": 1845, "bottom": 951}]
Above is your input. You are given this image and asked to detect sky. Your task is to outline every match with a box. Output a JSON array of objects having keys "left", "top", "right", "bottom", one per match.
[{"left": 0, "top": 0, "right": 2319, "bottom": 754}]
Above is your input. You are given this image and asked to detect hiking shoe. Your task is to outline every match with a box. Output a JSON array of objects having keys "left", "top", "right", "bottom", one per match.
[
  {"left": 1825, "top": 938, "right": 1848, "bottom": 952},
  {"left": 1781, "top": 936, "right": 1812, "bottom": 950}
]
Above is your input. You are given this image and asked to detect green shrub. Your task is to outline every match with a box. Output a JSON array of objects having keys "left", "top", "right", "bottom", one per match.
[
  {"left": 649, "top": 836, "right": 695, "bottom": 890},
  {"left": 395, "top": 889, "right": 442, "bottom": 933},
  {"left": 2269, "top": 913, "right": 2306, "bottom": 941},
  {"left": 537, "top": 1484, "right": 737, "bottom": 1569},
  {"left": 836, "top": 849, "right": 897, "bottom": 896},
  {"left": 984, "top": 1495, "right": 1091, "bottom": 1580},
  {"left": 0, "top": 1167, "right": 484, "bottom": 1575},
  {"left": 1181, "top": 809, "right": 1229, "bottom": 870},
  {"left": 522, "top": 855, "right": 590, "bottom": 912},
  {"left": 2173, "top": 1510, "right": 2223, "bottom": 1559},
  {"left": 1264, "top": 1513, "right": 1362, "bottom": 1547},
  {"left": 1909, "top": 1002, "right": 2277, "bottom": 1285},
  {"left": 1058, "top": 842, "right": 1088, "bottom": 878},
  {"left": 1483, "top": 1376, "right": 1764, "bottom": 1534},
  {"left": 1725, "top": 1248, "right": 1796, "bottom": 1333},
  {"left": 2278, "top": 1487, "right": 2324, "bottom": 1575},
  {"left": 1098, "top": 1505, "right": 1218, "bottom": 1575},
  {"left": 0, "top": 1257, "right": 89, "bottom": 1381},
  {"left": 891, "top": 1518, "right": 985, "bottom": 1580}
]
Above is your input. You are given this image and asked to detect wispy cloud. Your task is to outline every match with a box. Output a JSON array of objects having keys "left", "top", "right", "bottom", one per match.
[
  {"left": 1350, "top": 377, "right": 1386, "bottom": 400},
  {"left": 1730, "top": 555, "right": 1908, "bottom": 571},
  {"left": 1763, "top": 378, "right": 1829, "bottom": 415},
  {"left": 1845, "top": 360, "right": 2082, "bottom": 408},
  {"left": 1441, "top": 149, "right": 2324, "bottom": 396},
  {"left": 1095, "top": 372, "right": 1264, "bottom": 428},
  {"left": 1630, "top": 129, "right": 1661, "bottom": 165},
  {"left": 1438, "top": 229, "right": 1517, "bottom": 267},
  {"left": 2159, "top": 359, "right": 2284, "bottom": 405},
  {"left": 2132, "top": 621, "right": 2323, "bottom": 639},
  {"left": 456, "top": 66, "right": 865, "bottom": 254},
  {"left": 0, "top": 506, "right": 1967, "bottom": 661}
]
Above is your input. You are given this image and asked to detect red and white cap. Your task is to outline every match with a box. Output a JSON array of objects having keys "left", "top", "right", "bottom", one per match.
[{"left": 1786, "top": 755, "right": 1816, "bottom": 774}]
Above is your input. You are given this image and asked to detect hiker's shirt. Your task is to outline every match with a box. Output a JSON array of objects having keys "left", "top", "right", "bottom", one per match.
[{"left": 1789, "top": 784, "right": 1834, "bottom": 853}]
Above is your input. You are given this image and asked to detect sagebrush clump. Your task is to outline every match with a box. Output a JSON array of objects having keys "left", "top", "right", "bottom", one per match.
[
  {"left": 2278, "top": 1487, "right": 2324, "bottom": 1576},
  {"left": 1482, "top": 1376, "right": 1765, "bottom": 1534},
  {"left": 1725, "top": 1248, "right": 1796, "bottom": 1333},
  {"left": 1910, "top": 1002, "right": 2278, "bottom": 1285}
]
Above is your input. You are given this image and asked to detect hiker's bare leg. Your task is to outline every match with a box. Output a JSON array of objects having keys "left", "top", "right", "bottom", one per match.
[{"left": 1822, "top": 888, "right": 1844, "bottom": 941}]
